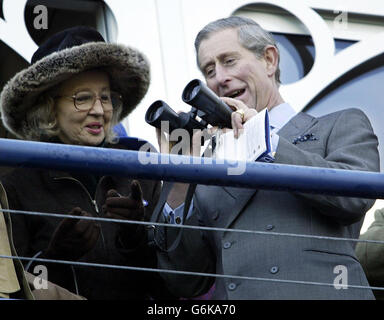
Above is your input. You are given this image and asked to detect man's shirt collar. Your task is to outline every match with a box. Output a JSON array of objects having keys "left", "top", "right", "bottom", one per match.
[{"left": 268, "top": 102, "right": 297, "bottom": 131}]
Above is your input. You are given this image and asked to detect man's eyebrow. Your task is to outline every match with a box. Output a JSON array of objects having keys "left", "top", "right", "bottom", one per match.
[
  {"left": 200, "top": 60, "right": 213, "bottom": 72},
  {"left": 200, "top": 52, "right": 239, "bottom": 71}
]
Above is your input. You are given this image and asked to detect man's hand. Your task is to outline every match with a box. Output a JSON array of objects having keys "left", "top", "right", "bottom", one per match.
[
  {"left": 220, "top": 97, "right": 257, "bottom": 138},
  {"left": 156, "top": 127, "right": 204, "bottom": 157},
  {"left": 45, "top": 207, "right": 100, "bottom": 261}
]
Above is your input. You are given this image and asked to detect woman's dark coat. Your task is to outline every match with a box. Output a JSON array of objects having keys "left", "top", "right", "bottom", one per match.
[{"left": 1, "top": 142, "right": 172, "bottom": 300}]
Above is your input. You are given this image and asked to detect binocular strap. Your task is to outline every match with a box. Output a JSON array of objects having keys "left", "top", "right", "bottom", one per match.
[{"left": 148, "top": 181, "right": 196, "bottom": 253}]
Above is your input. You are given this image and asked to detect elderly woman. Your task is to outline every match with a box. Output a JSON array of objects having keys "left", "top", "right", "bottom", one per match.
[{"left": 0, "top": 27, "right": 173, "bottom": 300}]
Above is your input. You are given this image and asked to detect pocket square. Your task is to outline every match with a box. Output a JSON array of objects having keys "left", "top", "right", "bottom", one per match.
[{"left": 292, "top": 133, "right": 318, "bottom": 145}]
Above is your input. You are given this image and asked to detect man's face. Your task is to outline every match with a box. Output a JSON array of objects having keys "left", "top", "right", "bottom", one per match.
[{"left": 198, "top": 28, "right": 278, "bottom": 112}]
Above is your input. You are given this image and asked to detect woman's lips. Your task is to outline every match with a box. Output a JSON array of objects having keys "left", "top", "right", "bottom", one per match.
[{"left": 86, "top": 123, "right": 103, "bottom": 135}]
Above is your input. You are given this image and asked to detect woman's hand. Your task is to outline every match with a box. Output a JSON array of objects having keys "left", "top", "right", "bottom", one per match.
[
  {"left": 45, "top": 207, "right": 100, "bottom": 261},
  {"left": 103, "top": 180, "right": 146, "bottom": 248}
]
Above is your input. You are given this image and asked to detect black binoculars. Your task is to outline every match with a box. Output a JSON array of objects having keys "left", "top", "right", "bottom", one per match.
[{"left": 145, "top": 79, "right": 233, "bottom": 135}]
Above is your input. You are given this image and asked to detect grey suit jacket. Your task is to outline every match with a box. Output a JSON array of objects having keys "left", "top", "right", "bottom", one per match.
[{"left": 157, "top": 108, "right": 380, "bottom": 300}]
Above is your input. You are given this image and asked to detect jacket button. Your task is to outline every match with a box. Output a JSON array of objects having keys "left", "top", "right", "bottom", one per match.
[
  {"left": 266, "top": 224, "right": 275, "bottom": 231},
  {"left": 175, "top": 216, "right": 181, "bottom": 224},
  {"left": 270, "top": 266, "right": 279, "bottom": 274},
  {"left": 228, "top": 283, "right": 237, "bottom": 291},
  {"left": 223, "top": 242, "right": 231, "bottom": 249}
]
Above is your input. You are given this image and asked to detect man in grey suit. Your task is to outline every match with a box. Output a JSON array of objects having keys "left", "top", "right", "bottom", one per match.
[{"left": 155, "top": 16, "right": 380, "bottom": 299}]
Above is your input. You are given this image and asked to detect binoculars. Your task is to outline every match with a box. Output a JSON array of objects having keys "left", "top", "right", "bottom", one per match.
[{"left": 145, "top": 79, "right": 234, "bottom": 135}]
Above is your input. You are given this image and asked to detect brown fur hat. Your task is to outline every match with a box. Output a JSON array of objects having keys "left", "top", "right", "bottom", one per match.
[{"left": 0, "top": 26, "right": 150, "bottom": 138}]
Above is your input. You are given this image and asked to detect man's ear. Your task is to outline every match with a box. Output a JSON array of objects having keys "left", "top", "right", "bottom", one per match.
[{"left": 263, "top": 45, "right": 279, "bottom": 78}]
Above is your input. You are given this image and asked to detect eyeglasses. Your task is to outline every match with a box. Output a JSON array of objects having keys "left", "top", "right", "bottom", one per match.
[{"left": 56, "top": 90, "right": 123, "bottom": 111}]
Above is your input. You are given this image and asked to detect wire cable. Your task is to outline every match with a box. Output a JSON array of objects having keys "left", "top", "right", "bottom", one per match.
[
  {"left": 3, "top": 208, "right": 384, "bottom": 245},
  {"left": 2, "top": 207, "right": 384, "bottom": 293},
  {"left": 1, "top": 253, "right": 384, "bottom": 292}
]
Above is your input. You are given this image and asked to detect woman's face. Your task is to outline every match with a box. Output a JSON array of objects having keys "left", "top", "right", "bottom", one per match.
[{"left": 54, "top": 70, "right": 113, "bottom": 146}]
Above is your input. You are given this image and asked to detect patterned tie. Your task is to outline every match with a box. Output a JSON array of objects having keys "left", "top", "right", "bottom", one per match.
[{"left": 169, "top": 211, "right": 175, "bottom": 224}]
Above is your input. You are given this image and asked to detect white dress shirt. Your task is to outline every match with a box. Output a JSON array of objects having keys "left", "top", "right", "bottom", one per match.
[{"left": 268, "top": 102, "right": 297, "bottom": 153}]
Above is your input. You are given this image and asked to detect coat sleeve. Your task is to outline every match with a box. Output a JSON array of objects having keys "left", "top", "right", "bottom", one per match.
[
  {"left": 274, "top": 109, "right": 380, "bottom": 224},
  {"left": 110, "top": 178, "right": 178, "bottom": 299},
  {"left": 0, "top": 175, "right": 77, "bottom": 293},
  {"left": 355, "top": 208, "right": 384, "bottom": 286},
  {"left": 0, "top": 180, "right": 31, "bottom": 258}
]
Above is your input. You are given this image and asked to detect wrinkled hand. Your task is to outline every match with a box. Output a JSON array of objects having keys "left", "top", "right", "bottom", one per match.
[
  {"left": 45, "top": 207, "right": 100, "bottom": 261},
  {"left": 103, "top": 180, "right": 146, "bottom": 246},
  {"left": 220, "top": 97, "right": 258, "bottom": 138}
]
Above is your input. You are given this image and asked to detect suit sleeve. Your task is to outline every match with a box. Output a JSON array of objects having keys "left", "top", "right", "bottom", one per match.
[
  {"left": 156, "top": 205, "right": 216, "bottom": 298},
  {"left": 274, "top": 108, "right": 380, "bottom": 224}
]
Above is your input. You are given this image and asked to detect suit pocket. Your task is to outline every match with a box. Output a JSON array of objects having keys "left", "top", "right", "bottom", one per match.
[
  {"left": 304, "top": 248, "right": 368, "bottom": 287},
  {"left": 304, "top": 248, "right": 360, "bottom": 263}
]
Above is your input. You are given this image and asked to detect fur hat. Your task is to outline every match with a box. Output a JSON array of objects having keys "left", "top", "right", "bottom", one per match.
[{"left": 0, "top": 26, "right": 150, "bottom": 138}]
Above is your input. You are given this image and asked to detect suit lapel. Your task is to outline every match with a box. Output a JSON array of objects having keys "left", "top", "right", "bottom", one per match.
[
  {"left": 221, "top": 186, "right": 256, "bottom": 228},
  {"left": 221, "top": 112, "right": 318, "bottom": 228}
]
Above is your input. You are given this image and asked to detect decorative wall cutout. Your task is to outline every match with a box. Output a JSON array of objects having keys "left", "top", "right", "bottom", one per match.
[
  {"left": 0, "top": 0, "right": 37, "bottom": 61},
  {"left": 225, "top": 0, "right": 384, "bottom": 112}
]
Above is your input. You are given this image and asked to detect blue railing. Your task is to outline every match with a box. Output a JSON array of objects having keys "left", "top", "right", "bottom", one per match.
[{"left": 0, "top": 138, "right": 383, "bottom": 199}]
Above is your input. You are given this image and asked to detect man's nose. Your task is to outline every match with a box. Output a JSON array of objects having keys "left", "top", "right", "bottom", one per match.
[{"left": 215, "top": 66, "right": 231, "bottom": 87}]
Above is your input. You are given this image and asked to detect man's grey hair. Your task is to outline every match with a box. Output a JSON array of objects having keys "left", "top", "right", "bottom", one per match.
[{"left": 194, "top": 16, "right": 281, "bottom": 83}]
